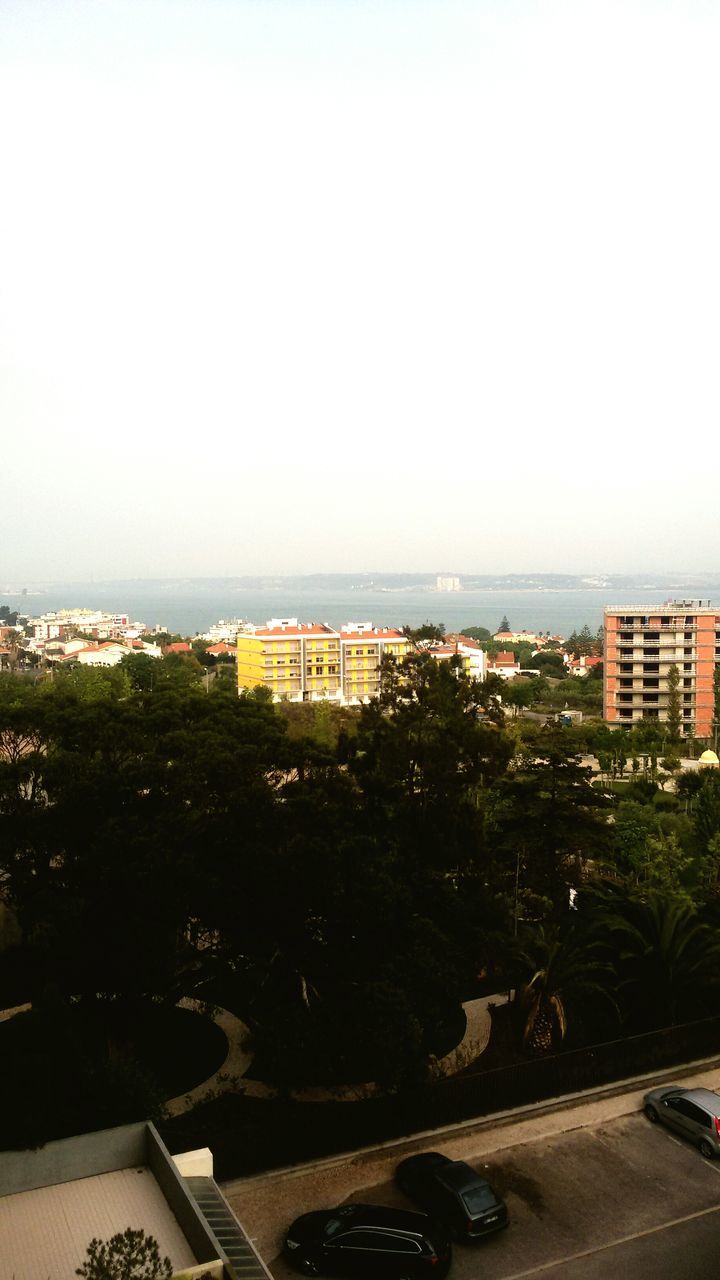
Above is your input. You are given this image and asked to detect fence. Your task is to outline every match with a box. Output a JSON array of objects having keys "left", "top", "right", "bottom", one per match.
[{"left": 404, "top": 1014, "right": 720, "bottom": 1131}]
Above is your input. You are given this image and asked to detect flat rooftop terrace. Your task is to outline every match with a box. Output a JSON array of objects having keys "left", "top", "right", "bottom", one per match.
[
  {"left": 0, "top": 1164, "right": 197, "bottom": 1280},
  {"left": 0, "top": 1123, "right": 234, "bottom": 1280}
]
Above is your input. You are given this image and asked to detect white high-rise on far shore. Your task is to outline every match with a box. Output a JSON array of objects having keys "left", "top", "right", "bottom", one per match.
[{"left": 436, "top": 575, "right": 461, "bottom": 592}]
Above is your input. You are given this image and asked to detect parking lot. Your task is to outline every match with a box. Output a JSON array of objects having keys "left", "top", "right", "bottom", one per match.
[{"left": 225, "top": 1065, "right": 720, "bottom": 1280}]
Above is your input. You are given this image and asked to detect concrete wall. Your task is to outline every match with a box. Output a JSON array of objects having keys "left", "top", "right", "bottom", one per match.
[
  {"left": 146, "top": 1126, "right": 224, "bottom": 1267},
  {"left": 0, "top": 1122, "right": 147, "bottom": 1197}
]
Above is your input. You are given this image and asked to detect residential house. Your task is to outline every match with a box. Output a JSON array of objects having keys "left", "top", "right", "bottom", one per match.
[{"left": 486, "top": 650, "right": 521, "bottom": 679}]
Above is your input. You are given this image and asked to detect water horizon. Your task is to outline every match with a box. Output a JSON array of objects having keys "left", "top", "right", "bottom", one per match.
[{"left": 3, "top": 578, "right": 719, "bottom": 638}]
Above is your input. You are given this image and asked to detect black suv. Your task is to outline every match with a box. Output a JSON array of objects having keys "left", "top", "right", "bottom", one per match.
[
  {"left": 396, "top": 1151, "right": 508, "bottom": 1241},
  {"left": 283, "top": 1203, "right": 451, "bottom": 1277}
]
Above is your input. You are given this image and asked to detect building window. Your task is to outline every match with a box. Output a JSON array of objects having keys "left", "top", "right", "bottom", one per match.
[{"left": 684, "top": 663, "right": 692, "bottom": 672}]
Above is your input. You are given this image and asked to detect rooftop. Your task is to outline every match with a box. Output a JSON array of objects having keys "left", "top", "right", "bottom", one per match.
[{"left": 0, "top": 1165, "right": 196, "bottom": 1280}]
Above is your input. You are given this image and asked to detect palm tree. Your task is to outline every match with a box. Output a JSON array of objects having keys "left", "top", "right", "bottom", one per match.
[
  {"left": 517, "top": 924, "right": 616, "bottom": 1054},
  {"left": 599, "top": 891, "right": 720, "bottom": 1028}
]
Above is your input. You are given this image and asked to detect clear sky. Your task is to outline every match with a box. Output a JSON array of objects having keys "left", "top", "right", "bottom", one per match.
[{"left": 1, "top": 0, "right": 719, "bottom": 581}]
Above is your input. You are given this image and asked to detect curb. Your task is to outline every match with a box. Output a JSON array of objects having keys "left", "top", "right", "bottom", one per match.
[{"left": 225, "top": 1050, "right": 720, "bottom": 1188}]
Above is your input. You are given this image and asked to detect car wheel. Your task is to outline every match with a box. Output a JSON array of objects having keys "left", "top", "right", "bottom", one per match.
[
  {"left": 644, "top": 1104, "right": 659, "bottom": 1123},
  {"left": 700, "top": 1139, "right": 715, "bottom": 1160},
  {"left": 297, "top": 1257, "right": 321, "bottom": 1276}
]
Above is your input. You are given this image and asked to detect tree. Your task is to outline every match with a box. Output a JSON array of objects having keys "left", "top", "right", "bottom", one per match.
[
  {"left": 619, "top": 824, "right": 694, "bottom": 900},
  {"left": 498, "top": 616, "right": 510, "bottom": 633},
  {"left": 119, "top": 651, "right": 158, "bottom": 692},
  {"left": 459, "top": 626, "right": 492, "bottom": 642},
  {"left": 597, "top": 891, "right": 720, "bottom": 1028},
  {"left": 502, "top": 681, "right": 536, "bottom": 717},
  {"left": 517, "top": 924, "right": 615, "bottom": 1053},
  {"left": 531, "top": 651, "right": 566, "bottom": 678},
  {"left": 695, "top": 771, "right": 720, "bottom": 852},
  {"left": 714, "top": 667, "right": 720, "bottom": 749},
  {"left": 76, "top": 1229, "right": 172, "bottom": 1280},
  {"left": 566, "top": 624, "right": 599, "bottom": 657},
  {"left": 484, "top": 724, "right": 611, "bottom": 917},
  {"left": 402, "top": 622, "right": 445, "bottom": 647},
  {"left": 666, "top": 663, "right": 681, "bottom": 745}
]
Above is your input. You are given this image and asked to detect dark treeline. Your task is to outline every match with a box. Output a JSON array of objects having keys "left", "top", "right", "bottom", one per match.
[{"left": 1, "top": 653, "right": 720, "bottom": 1151}]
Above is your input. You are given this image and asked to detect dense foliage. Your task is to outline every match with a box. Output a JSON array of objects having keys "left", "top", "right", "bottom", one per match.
[{"left": 1, "top": 658, "right": 720, "bottom": 1150}]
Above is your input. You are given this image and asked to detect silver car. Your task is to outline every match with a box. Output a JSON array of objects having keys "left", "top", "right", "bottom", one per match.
[{"left": 643, "top": 1086, "right": 720, "bottom": 1159}]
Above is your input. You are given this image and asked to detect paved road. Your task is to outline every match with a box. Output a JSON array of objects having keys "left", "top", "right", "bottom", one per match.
[
  {"left": 269, "top": 1112, "right": 720, "bottom": 1279},
  {"left": 225, "top": 1061, "right": 720, "bottom": 1276},
  {"left": 526, "top": 1208, "right": 720, "bottom": 1278}
]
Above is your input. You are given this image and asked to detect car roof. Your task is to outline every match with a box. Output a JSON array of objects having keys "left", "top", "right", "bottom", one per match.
[
  {"left": 682, "top": 1088, "right": 720, "bottom": 1111},
  {"left": 436, "top": 1161, "right": 488, "bottom": 1193},
  {"left": 344, "top": 1204, "right": 435, "bottom": 1233},
  {"left": 401, "top": 1152, "right": 451, "bottom": 1169}
]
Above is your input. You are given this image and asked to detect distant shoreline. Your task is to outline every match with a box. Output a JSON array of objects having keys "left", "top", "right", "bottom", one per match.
[
  {"left": 2, "top": 579, "right": 719, "bottom": 639},
  {"left": 3, "top": 572, "right": 720, "bottom": 597}
]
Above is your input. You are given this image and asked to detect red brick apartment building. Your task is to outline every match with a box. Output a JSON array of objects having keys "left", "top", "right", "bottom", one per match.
[{"left": 603, "top": 601, "right": 719, "bottom": 738}]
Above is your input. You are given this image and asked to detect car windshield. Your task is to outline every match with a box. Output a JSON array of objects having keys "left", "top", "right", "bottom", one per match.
[{"left": 462, "top": 1186, "right": 497, "bottom": 1214}]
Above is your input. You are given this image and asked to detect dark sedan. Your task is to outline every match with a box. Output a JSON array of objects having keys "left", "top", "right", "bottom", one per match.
[
  {"left": 396, "top": 1151, "right": 508, "bottom": 1241},
  {"left": 283, "top": 1202, "right": 452, "bottom": 1277}
]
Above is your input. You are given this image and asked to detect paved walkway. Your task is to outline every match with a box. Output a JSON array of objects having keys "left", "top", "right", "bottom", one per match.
[
  {"left": 0, "top": 990, "right": 507, "bottom": 1115},
  {"left": 0, "top": 1002, "right": 30, "bottom": 1023},
  {"left": 166, "top": 991, "right": 509, "bottom": 1110}
]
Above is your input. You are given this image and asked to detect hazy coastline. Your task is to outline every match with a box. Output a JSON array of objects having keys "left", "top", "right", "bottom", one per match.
[{"left": 3, "top": 574, "right": 719, "bottom": 638}]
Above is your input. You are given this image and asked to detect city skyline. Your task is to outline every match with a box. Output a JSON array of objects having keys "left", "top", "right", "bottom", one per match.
[{"left": 2, "top": 1, "right": 719, "bottom": 580}]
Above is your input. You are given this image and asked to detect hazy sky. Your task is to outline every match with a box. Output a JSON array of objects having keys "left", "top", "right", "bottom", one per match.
[{"left": 1, "top": 0, "right": 719, "bottom": 581}]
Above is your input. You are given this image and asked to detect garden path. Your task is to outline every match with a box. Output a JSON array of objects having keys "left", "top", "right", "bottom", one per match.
[{"left": 165, "top": 991, "right": 510, "bottom": 1112}]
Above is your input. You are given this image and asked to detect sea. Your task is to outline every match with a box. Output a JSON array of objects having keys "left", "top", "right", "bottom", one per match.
[{"left": 2, "top": 581, "right": 717, "bottom": 638}]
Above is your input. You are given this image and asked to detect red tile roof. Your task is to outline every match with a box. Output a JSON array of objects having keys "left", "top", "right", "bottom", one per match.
[{"left": 444, "top": 634, "right": 483, "bottom": 649}]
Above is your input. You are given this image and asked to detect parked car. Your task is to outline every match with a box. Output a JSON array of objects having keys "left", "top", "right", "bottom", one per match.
[
  {"left": 396, "top": 1151, "right": 508, "bottom": 1240},
  {"left": 643, "top": 1086, "right": 720, "bottom": 1158},
  {"left": 283, "top": 1203, "right": 452, "bottom": 1277}
]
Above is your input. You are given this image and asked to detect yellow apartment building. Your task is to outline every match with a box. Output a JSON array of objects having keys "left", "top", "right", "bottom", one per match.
[
  {"left": 237, "top": 619, "right": 340, "bottom": 701},
  {"left": 338, "top": 623, "right": 409, "bottom": 702},
  {"left": 237, "top": 618, "right": 409, "bottom": 703}
]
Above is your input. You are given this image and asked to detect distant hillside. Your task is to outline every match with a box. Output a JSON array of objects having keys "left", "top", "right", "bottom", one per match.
[{"left": 7, "top": 572, "right": 720, "bottom": 595}]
